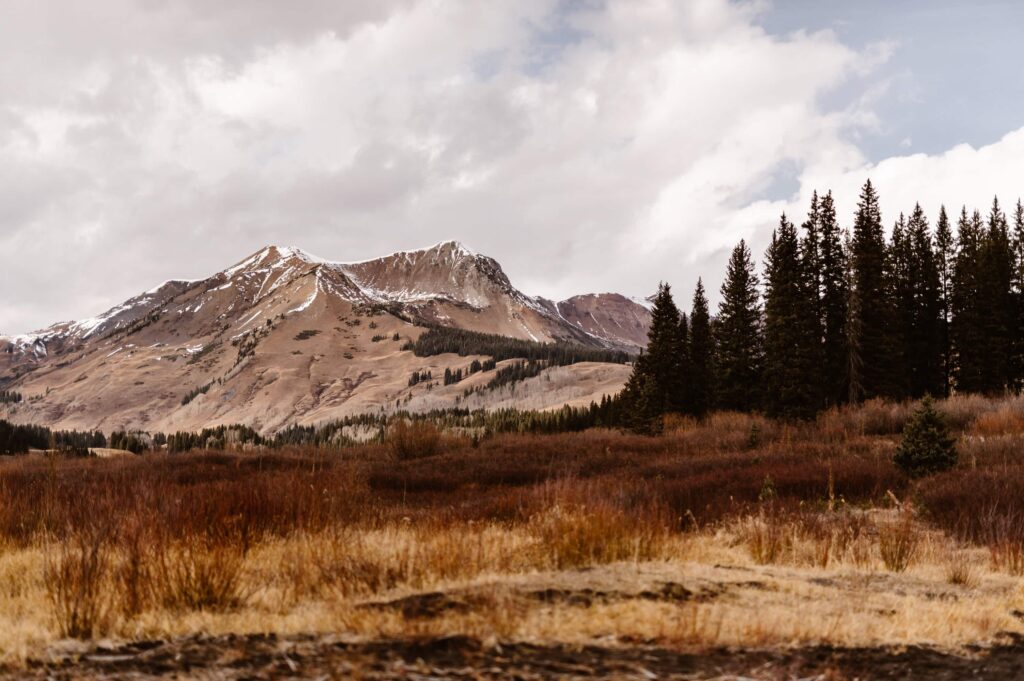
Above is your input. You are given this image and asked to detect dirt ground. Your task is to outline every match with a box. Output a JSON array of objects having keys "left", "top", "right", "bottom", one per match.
[{"left": 8, "top": 632, "right": 1024, "bottom": 680}]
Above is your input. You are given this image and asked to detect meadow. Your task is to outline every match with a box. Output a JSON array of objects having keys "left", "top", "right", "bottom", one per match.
[{"left": 4, "top": 395, "right": 1024, "bottom": 675}]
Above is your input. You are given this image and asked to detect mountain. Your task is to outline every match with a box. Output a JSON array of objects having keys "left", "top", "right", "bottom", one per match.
[
  {"left": 537, "top": 293, "right": 654, "bottom": 351},
  {"left": 0, "top": 241, "right": 650, "bottom": 434}
]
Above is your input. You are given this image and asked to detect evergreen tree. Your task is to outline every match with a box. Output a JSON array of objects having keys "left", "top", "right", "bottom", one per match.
[
  {"left": 893, "top": 396, "right": 957, "bottom": 478},
  {"left": 763, "top": 215, "right": 823, "bottom": 419},
  {"left": 801, "top": 191, "right": 823, "bottom": 321},
  {"left": 677, "top": 312, "right": 691, "bottom": 413},
  {"left": 977, "top": 197, "right": 1015, "bottom": 393},
  {"left": 621, "top": 283, "right": 685, "bottom": 432},
  {"left": 934, "top": 206, "right": 954, "bottom": 396},
  {"left": 848, "top": 179, "right": 897, "bottom": 401},
  {"left": 952, "top": 208, "right": 986, "bottom": 393},
  {"left": 687, "top": 279, "right": 715, "bottom": 417},
  {"left": 715, "top": 240, "right": 763, "bottom": 411},
  {"left": 905, "top": 204, "right": 944, "bottom": 397},
  {"left": 818, "top": 191, "right": 849, "bottom": 406},
  {"left": 1012, "top": 200, "right": 1024, "bottom": 391},
  {"left": 889, "top": 213, "right": 912, "bottom": 396}
]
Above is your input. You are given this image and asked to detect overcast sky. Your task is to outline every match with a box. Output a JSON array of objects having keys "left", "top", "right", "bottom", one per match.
[{"left": 4, "top": 0, "right": 1024, "bottom": 335}]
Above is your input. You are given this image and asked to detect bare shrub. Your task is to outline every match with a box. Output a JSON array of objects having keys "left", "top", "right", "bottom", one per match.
[
  {"left": 113, "top": 521, "right": 156, "bottom": 618},
  {"left": 818, "top": 398, "right": 913, "bottom": 438},
  {"left": 157, "top": 536, "right": 249, "bottom": 612},
  {"left": 878, "top": 513, "right": 919, "bottom": 572},
  {"left": 44, "top": 526, "right": 114, "bottom": 638},
  {"left": 661, "top": 413, "right": 697, "bottom": 434},
  {"left": 310, "top": 530, "right": 408, "bottom": 599},
  {"left": 939, "top": 393, "right": 997, "bottom": 431},
  {"left": 970, "top": 408, "right": 1024, "bottom": 437},
  {"left": 794, "top": 510, "right": 871, "bottom": 569},
  {"left": 387, "top": 419, "right": 444, "bottom": 460},
  {"left": 919, "top": 471, "right": 1024, "bottom": 574},
  {"left": 984, "top": 510, "right": 1024, "bottom": 575},
  {"left": 739, "top": 511, "right": 790, "bottom": 565},
  {"left": 527, "top": 502, "right": 667, "bottom": 569},
  {"left": 989, "top": 541, "right": 1024, "bottom": 576}
]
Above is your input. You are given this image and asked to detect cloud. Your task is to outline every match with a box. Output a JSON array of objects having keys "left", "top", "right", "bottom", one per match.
[
  {"left": 0, "top": 0, "right": 1004, "bottom": 334},
  {"left": 794, "top": 128, "right": 1024, "bottom": 230}
]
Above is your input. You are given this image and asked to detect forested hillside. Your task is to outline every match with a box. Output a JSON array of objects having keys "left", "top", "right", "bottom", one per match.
[{"left": 406, "top": 326, "right": 631, "bottom": 365}]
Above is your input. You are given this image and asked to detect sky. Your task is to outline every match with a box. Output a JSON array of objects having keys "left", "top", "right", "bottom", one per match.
[{"left": 3, "top": 0, "right": 1024, "bottom": 335}]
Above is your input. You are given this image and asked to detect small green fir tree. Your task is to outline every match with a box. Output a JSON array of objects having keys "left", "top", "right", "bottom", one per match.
[{"left": 893, "top": 396, "right": 957, "bottom": 477}]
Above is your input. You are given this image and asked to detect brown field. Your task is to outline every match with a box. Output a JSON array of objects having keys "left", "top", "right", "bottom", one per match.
[{"left": 5, "top": 395, "right": 1024, "bottom": 678}]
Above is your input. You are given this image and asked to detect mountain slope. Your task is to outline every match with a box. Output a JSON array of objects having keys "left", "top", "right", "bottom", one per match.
[{"left": 0, "top": 242, "right": 649, "bottom": 433}]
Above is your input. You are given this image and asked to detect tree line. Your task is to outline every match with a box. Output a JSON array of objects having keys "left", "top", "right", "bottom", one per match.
[
  {"left": 272, "top": 402, "right": 624, "bottom": 446},
  {"left": 0, "top": 420, "right": 105, "bottom": 455},
  {"left": 405, "top": 326, "right": 631, "bottom": 365},
  {"left": 622, "top": 180, "right": 1024, "bottom": 431}
]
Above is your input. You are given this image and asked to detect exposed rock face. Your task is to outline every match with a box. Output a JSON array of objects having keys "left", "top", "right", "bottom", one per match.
[
  {"left": 536, "top": 293, "right": 653, "bottom": 352},
  {"left": 0, "top": 242, "right": 650, "bottom": 433}
]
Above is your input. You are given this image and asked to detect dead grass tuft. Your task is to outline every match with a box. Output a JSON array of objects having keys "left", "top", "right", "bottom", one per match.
[{"left": 878, "top": 512, "right": 919, "bottom": 573}]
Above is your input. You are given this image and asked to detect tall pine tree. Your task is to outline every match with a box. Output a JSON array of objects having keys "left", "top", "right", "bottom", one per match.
[
  {"left": 905, "top": 204, "right": 944, "bottom": 397},
  {"left": 1012, "top": 200, "right": 1024, "bottom": 391},
  {"left": 934, "top": 205, "right": 954, "bottom": 396},
  {"left": 977, "top": 198, "right": 1015, "bottom": 393},
  {"left": 687, "top": 279, "right": 715, "bottom": 418},
  {"left": 763, "top": 215, "right": 823, "bottom": 419},
  {"left": 715, "top": 240, "right": 763, "bottom": 411},
  {"left": 802, "top": 191, "right": 823, "bottom": 323},
  {"left": 889, "top": 213, "right": 912, "bottom": 397},
  {"left": 621, "top": 283, "right": 685, "bottom": 432},
  {"left": 952, "top": 208, "right": 986, "bottom": 393},
  {"left": 848, "top": 179, "right": 897, "bottom": 401},
  {"left": 818, "top": 191, "right": 849, "bottom": 406}
]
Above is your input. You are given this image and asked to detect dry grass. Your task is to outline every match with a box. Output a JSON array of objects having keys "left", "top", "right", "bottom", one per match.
[
  {"left": 0, "top": 506, "right": 1022, "bottom": 662},
  {"left": 5, "top": 395, "right": 1024, "bottom": 663},
  {"left": 878, "top": 512, "right": 919, "bottom": 572}
]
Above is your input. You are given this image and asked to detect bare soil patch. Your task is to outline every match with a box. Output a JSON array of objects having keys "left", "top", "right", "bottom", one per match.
[{"left": 12, "top": 633, "right": 1024, "bottom": 680}]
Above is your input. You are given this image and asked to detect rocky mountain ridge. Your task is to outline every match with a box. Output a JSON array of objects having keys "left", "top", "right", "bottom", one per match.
[{"left": 0, "top": 241, "right": 651, "bottom": 433}]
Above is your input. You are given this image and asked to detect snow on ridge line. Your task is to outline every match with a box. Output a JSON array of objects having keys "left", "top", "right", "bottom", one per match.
[
  {"left": 310, "top": 239, "right": 479, "bottom": 267},
  {"left": 143, "top": 278, "right": 200, "bottom": 295},
  {"left": 629, "top": 296, "right": 656, "bottom": 311},
  {"left": 226, "top": 240, "right": 479, "bottom": 273},
  {"left": 5, "top": 240, "right": 645, "bottom": 348}
]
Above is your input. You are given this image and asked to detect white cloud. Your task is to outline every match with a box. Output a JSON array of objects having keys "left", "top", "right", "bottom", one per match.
[{"left": 1, "top": 0, "right": 1013, "bottom": 334}]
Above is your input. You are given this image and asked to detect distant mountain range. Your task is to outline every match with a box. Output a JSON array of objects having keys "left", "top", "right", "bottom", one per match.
[{"left": 0, "top": 241, "right": 651, "bottom": 433}]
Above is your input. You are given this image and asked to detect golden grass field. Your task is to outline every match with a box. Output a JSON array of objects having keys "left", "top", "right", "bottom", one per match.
[{"left": 5, "top": 395, "right": 1024, "bottom": 678}]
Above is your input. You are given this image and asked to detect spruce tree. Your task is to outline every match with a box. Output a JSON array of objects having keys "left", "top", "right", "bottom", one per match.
[
  {"left": 763, "top": 215, "right": 823, "bottom": 419},
  {"left": 952, "top": 208, "right": 986, "bottom": 393},
  {"left": 893, "top": 396, "right": 957, "bottom": 478},
  {"left": 687, "top": 279, "right": 715, "bottom": 418},
  {"left": 818, "top": 191, "right": 849, "bottom": 406},
  {"left": 677, "top": 312, "right": 691, "bottom": 413},
  {"left": 848, "top": 179, "right": 897, "bottom": 401},
  {"left": 977, "top": 197, "right": 1015, "bottom": 393},
  {"left": 621, "top": 283, "right": 684, "bottom": 432},
  {"left": 715, "top": 240, "right": 763, "bottom": 411},
  {"left": 801, "top": 191, "right": 823, "bottom": 321},
  {"left": 905, "top": 204, "right": 944, "bottom": 397},
  {"left": 889, "top": 213, "right": 912, "bottom": 397},
  {"left": 1012, "top": 200, "right": 1024, "bottom": 391},
  {"left": 934, "top": 206, "right": 954, "bottom": 396}
]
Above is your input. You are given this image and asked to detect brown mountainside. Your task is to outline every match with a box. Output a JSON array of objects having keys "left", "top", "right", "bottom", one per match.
[{"left": 0, "top": 241, "right": 650, "bottom": 434}]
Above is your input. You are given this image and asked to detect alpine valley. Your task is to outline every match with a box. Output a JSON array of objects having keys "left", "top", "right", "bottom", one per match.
[{"left": 0, "top": 241, "right": 651, "bottom": 433}]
